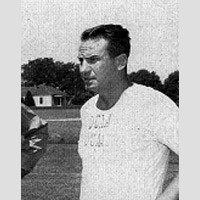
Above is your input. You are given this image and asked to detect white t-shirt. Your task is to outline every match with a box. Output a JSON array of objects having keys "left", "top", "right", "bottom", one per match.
[{"left": 78, "top": 84, "right": 179, "bottom": 200}]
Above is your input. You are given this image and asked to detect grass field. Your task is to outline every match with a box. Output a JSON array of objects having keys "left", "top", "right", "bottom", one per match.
[
  {"left": 33, "top": 108, "right": 81, "bottom": 144},
  {"left": 33, "top": 108, "right": 80, "bottom": 120},
  {"left": 21, "top": 108, "right": 179, "bottom": 200},
  {"left": 21, "top": 144, "right": 82, "bottom": 200}
]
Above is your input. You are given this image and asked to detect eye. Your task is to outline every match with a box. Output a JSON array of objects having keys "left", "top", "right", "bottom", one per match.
[
  {"left": 87, "top": 59, "right": 95, "bottom": 64},
  {"left": 86, "top": 57, "right": 99, "bottom": 64}
]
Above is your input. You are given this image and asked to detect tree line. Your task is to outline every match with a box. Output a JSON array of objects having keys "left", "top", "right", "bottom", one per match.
[{"left": 21, "top": 57, "right": 179, "bottom": 106}]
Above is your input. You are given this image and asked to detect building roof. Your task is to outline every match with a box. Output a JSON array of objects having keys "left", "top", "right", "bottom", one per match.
[{"left": 21, "top": 85, "right": 68, "bottom": 97}]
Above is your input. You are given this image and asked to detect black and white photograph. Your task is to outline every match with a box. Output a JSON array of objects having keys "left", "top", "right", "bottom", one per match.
[{"left": 21, "top": 0, "right": 179, "bottom": 199}]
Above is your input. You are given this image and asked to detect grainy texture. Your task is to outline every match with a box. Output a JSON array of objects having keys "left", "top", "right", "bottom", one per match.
[
  {"left": 21, "top": 144, "right": 178, "bottom": 200},
  {"left": 21, "top": 0, "right": 178, "bottom": 81},
  {"left": 21, "top": 109, "right": 178, "bottom": 199},
  {"left": 32, "top": 108, "right": 81, "bottom": 143},
  {"left": 33, "top": 108, "right": 80, "bottom": 120},
  {"left": 21, "top": 144, "right": 82, "bottom": 200}
]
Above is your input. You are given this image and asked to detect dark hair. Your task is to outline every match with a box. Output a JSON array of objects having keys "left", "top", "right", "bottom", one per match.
[{"left": 81, "top": 24, "right": 131, "bottom": 58}]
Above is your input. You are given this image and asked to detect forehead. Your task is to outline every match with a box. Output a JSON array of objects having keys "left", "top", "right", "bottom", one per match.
[{"left": 78, "top": 38, "right": 108, "bottom": 57}]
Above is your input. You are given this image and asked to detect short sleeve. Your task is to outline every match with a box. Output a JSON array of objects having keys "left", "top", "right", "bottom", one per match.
[{"left": 148, "top": 94, "right": 179, "bottom": 155}]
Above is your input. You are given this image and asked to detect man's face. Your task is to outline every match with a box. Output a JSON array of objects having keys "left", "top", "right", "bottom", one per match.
[{"left": 78, "top": 38, "right": 117, "bottom": 93}]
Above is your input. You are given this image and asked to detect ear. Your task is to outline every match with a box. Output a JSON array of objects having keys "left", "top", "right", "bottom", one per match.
[{"left": 115, "top": 54, "right": 127, "bottom": 71}]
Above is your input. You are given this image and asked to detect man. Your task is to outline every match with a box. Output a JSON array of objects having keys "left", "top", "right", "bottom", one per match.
[
  {"left": 77, "top": 24, "right": 179, "bottom": 200},
  {"left": 21, "top": 103, "right": 48, "bottom": 178}
]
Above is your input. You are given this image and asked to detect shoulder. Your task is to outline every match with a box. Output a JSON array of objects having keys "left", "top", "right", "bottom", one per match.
[
  {"left": 80, "top": 95, "right": 98, "bottom": 117},
  {"left": 21, "top": 103, "right": 47, "bottom": 130},
  {"left": 133, "top": 84, "right": 178, "bottom": 126},
  {"left": 129, "top": 83, "right": 177, "bottom": 109},
  {"left": 21, "top": 103, "right": 37, "bottom": 121},
  {"left": 125, "top": 84, "right": 178, "bottom": 123}
]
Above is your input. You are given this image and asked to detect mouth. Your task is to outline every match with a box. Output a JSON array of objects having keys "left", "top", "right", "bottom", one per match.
[
  {"left": 83, "top": 77, "right": 95, "bottom": 82},
  {"left": 83, "top": 77, "right": 97, "bottom": 90}
]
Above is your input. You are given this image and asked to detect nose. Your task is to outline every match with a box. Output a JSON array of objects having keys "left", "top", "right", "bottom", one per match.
[{"left": 79, "top": 60, "right": 91, "bottom": 78}]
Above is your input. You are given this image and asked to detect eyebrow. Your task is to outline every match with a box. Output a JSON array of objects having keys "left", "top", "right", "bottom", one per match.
[{"left": 77, "top": 55, "right": 100, "bottom": 60}]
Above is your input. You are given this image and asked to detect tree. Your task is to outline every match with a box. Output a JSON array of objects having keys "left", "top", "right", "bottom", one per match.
[
  {"left": 24, "top": 91, "right": 35, "bottom": 107},
  {"left": 71, "top": 90, "right": 95, "bottom": 105},
  {"left": 163, "top": 71, "right": 179, "bottom": 106},
  {"left": 21, "top": 57, "right": 91, "bottom": 105},
  {"left": 55, "top": 62, "right": 85, "bottom": 95},
  {"left": 21, "top": 58, "right": 86, "bottom": 94},
  {"left": 21, "top": 58, "right": 57, "bottom": 87},
  {"left": 128, "top": 69, "right": 163, "bottom": 92}
]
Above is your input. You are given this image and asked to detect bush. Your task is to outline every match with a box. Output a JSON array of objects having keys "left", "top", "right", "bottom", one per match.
[{"left": 24, "top": 90, "right": 35, "bottom": 107}]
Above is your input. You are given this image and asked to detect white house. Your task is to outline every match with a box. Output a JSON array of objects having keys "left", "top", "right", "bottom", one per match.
[{"left": 21, "top": 85, "right": 69, "bottom": 107}]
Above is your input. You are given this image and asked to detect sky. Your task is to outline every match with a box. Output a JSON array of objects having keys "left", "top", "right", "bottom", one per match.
[{"left": 21, "top": 0, "right": 179, "bottom": 81}]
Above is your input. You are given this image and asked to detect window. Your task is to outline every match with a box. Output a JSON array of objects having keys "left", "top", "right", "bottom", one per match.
[
  {"left": 39, "top": 97, "right": 43, "bottom": 104},
  {"left": 54, "top": 97, "right": 62, "bottom": 106}
]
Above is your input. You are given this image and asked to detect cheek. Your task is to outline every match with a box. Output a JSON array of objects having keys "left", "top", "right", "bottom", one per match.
[
  {"left": 96, "top": 66, "right": 108, "bottom": 80},
  {"left": 90, "top": 64, "right": 103, "bottom": 77},
  {"left": 92, "top": 62, "right": 113, "bottom": 81}
]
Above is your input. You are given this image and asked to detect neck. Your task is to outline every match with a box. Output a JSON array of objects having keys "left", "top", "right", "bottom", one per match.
[{"left": 97, "top": 77, "right": 130, "bottom": 110}]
